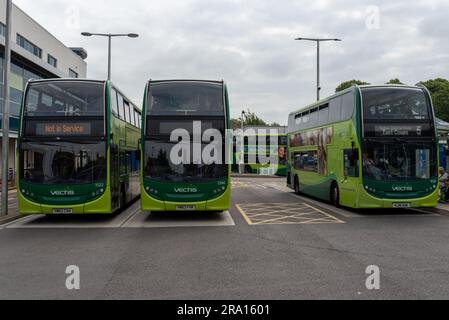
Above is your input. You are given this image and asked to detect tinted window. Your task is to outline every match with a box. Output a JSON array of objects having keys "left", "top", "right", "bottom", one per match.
[
  {"left": 134, "top": 110, "right": 139, "bottom": 127},
  {"left": 110, "top": 89, "right": 119, "bottom": 116},
  {"left": 341, "top": 92, "right": 355, "bottom": 120},
  {"left": 148, "top": 82, "right": 224, "bottom": 116},
  {"left": 20, "top": 141, "right": 106, "bottom": 184},
  {"left": 293, "top": 151, "right": 318, "bottom": 173},
  {"left": 362, "top": 87, "right": 431, "bottom": 120},
  {"left": 124, "top": 101, "right": 131, "bottom": 123},
  {"left": 117, "top": 94, "right": 125, "bottom": 121},
  {"left": 318, "top": 104, "right": 329, "bottom": 126},
  {"left": 329, "top": 97, "right": 342, "bottom": 123},
  {"left": 130, "top": 107, "right": 136, "bottom": 126},
  {"left": 25, "top": 82, "right": 104, "bottom": 117},
  {"left": 144, "top": 118, "right": 228, "bottom": 182},
  {"left": 363, "top": 142, "right": 436, "bottom": 181},
  {"left": 308, "top": 108, "right": 318, "bottom": 128}
]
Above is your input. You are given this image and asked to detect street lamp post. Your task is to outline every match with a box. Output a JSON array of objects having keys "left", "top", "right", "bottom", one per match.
[
  {"left": 239, "top": 110, "right": 247, "bottom": 175},
  {"left": 1, "top": 0, "right": 12, "bottom": 217},
  {"left": 81, "top": 32, "right": 139, "bottom": 80},
  {"left": 295, "top": 37, "right": 342, "bottom": 101}
]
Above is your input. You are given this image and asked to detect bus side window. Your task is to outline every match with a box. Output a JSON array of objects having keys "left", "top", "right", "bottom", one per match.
[
  {"left": 344, "top": 149, "right": 359, "bottom": 177},
  {"left": 111, "top": 89, "right": 119, "bottom": 117}
]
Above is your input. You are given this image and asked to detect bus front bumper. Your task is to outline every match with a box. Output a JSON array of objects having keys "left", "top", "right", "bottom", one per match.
[
  {"left": 141, "top": 187, "right": 231, "bottom": 212},
  {"left": 356, "top": 185, "right": 439, "bottom": 209},
  {"left": 18, "top": 191, "right": 112, "bottom": 215}
]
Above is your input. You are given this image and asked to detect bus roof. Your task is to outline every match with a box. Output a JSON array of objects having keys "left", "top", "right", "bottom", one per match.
[
  {"left": 288, "top": 84, "right": 427, "bottom": 117},
  {"left": 148, "top": 79, "right": 224, "bottom": 85}
]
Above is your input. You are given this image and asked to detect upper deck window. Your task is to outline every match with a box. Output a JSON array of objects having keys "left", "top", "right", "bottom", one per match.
[
  {"left": 148, "top": 82, "right": 224, "bottom": 116},
  {"left": 25, "top": 82, "right": 104, "bottom": 117},
  {"left": 362, "top": 87, "right": 430, "bottom": 121}
]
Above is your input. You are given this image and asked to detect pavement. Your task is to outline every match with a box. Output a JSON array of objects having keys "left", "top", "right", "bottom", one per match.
[
  {"left": 0, "top": 189, "right": 19, "bottom": 224},
  {"left": 1, "top": 177, "right": 449, "bottom": 299}
]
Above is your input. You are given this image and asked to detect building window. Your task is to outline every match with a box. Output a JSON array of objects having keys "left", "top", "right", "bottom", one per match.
[
  {"left": 69, "top": 68, "right": 79, "bottom": 78},
  {"left": 47, "top": 54, "right": 57, "bottom": 68},
  {"left": 0, "top": 22, "right": 6, "bottom": 38},
  {"left": 17, "top": 34, "right": 42, "bottom": 58}
]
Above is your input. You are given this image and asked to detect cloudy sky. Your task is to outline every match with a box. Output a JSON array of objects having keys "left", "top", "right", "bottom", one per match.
[{"left": 13, "top": 0, "right": 449, "bottom": 124}]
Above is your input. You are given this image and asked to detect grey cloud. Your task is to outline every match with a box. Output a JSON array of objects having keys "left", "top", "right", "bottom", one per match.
[{"left": 13, "top": 0, "right": 449, "bottom": 124}]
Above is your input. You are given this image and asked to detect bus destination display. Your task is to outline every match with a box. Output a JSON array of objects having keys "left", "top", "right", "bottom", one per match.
[{"left": 36, "top": 123, "right": 92, "bottom": 136}]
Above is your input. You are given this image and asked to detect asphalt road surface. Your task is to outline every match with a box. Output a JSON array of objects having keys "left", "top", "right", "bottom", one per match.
[{"left": 1, "top": 177, "right": 449, "bottom": 300}]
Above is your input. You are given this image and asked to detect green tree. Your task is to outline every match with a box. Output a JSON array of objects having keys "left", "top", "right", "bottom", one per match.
[
  {"left": 386, "top": 78, "right": 404, "bottom": 85},
  {"left": 231, "top": 109, "right": 283, "bottom": 128},
  {"left": 418, "top": 78, "right": 449, "bottom": 122},
  {"left": 243, "top": 109, "right": 267, "bottom": 126},
  {"left": 336, "top": 80, "right": 370, "bottom": 92}
]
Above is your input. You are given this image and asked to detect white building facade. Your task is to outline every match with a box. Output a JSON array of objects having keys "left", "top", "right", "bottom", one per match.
[{"left": 0, "top": 2, "right": 87, "bottom": 187}]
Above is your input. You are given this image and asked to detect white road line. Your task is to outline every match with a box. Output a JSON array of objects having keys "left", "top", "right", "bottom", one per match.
[
  {"left": 119, "top": 208, "right": 142, "bottom": 227},
  {"left": 123, "top": 211, "right": 236, "bottom": 228},
  {"left": 0, "top": 215, "right": 38, "bottom": 229}
]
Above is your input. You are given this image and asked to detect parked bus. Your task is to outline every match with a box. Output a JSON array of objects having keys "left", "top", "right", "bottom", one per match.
[
  {"left": 232, "top": 127, "right": 288, "bottom": 176},
  {"left": 287, "top": 85, "right": 438, "bottom": 209},
  {"left": 17, "top": 79, "right": 141, "bottom": 215},
  {"left": 141, "top": 80, "right": 231, "bottom": 212}
]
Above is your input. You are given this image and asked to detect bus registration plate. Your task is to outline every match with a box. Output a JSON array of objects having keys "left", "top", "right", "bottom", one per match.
[
  {"left": 176, "top": 206, "right": 196, "bottom": 211},
  {"left": 393, "top": 203, "right": 411, "bottom": 208},
  {"left": 53, "top": 209, "right": 73, "bottom": 214}
]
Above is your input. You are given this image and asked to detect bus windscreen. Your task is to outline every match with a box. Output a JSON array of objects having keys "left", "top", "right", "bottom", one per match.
[{"left": 20, "top": 141, "right": 106, "bottom": 185}]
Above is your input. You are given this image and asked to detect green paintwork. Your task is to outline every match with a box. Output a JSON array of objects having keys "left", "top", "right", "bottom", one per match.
[
  {"left": 17, "top": 79, "right": 141, "bottom": 215},
  {"left": 143, "top": 177, "right": 228, "bottom": 202},
  {"left": 19, "top": 180, "right": 106, "bottom": 206},
  {"left": 287, "top": 86, "right": 439, "bottom": 209},
  {"left": 141, "top": 80, "right": 231, "bottom": 212}
]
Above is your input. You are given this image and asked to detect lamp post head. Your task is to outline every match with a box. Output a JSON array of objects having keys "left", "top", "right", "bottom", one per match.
[
  {"left": 128, "top": 33, "right": 139, "bottom": 38},
  {"left": 81, "top": 32, "right": 93, "bottom": 37}
]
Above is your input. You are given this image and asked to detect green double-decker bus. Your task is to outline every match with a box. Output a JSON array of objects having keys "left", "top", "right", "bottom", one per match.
[
  {"left": 17, "top": 79, "right": 141, "bottom": 215},
  {"left": 141, "top": 80, "right": 231, "bottom": 212},
  {"left": 232, "top": 127, "right": 288, "bottom": 176},
  {"left": 287, "top": 85, "right": 439, "bottom": 209}
]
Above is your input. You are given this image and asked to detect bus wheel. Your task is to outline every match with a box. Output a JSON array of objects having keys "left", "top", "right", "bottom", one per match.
[
  {"left": 294, "top": 177, "right": 300, "bottom": 195},
  {"left": 244, "top": 166, "right": 252, "bottom": 174},
  {"left": 331, "top": 183, "right": 340, "bottom": 207}
]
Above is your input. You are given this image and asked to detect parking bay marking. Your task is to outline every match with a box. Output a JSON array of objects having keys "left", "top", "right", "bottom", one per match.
[{"left": 236, "top": 203, "right": 344, "bottom": 225}]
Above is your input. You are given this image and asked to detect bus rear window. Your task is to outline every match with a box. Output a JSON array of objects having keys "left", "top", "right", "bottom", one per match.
[
  {"left": 362, "top": 87, "right": 430, "bottom": 121},
  {"left": 148, "top": 82, "right": 224, "bottom": 116},
  {"left": 25, "top": 82, "right": 104, "bottom": 117}
]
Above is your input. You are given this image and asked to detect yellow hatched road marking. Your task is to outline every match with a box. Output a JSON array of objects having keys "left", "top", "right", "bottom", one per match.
[
  {"left": 236, "top": 202, "right": 344, "bottom": 226},
  {"left": 235, "top": 204, "right": 254, "bottom": 225}
]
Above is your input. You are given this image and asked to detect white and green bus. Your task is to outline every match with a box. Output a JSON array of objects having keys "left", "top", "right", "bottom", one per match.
[
  {"left": 17, "top": 79, "right": 141, "bottom": 215},
  {"left": 287, "top": 85, "right": 439, "bottom": 209}
]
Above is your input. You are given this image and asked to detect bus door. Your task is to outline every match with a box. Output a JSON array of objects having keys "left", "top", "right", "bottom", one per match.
[{"left": 340, "top": 148, "right": 360, "bottom": 207}]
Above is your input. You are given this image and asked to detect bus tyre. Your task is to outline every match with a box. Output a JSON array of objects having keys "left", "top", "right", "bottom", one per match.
[
  {"left": 294, "top": 177, "right": 300, "bottom": 195},
  {"left": 331, "top": 183, "right": 340, "bottom": 207}
]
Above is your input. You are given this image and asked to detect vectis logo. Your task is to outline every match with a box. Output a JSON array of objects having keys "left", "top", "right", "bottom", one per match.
[
  {"left": 392, "top": 186, "right": 413, "bottom": 192},
  {"left": 174, "top": 188, "right": 198, "bottom": 193},
  {"left": 50, "top": 189, "right": 75, "bottom": 196}
]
